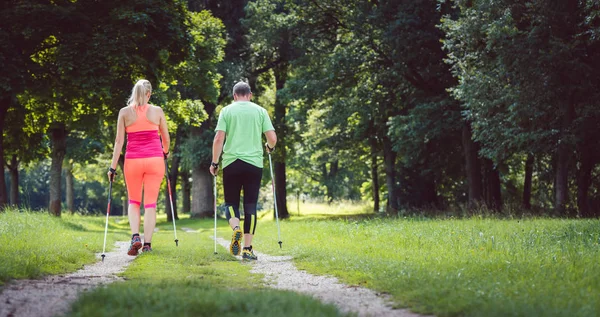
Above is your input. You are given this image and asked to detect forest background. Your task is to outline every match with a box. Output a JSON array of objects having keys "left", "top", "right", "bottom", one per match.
[{"left": 1, "top": 0, "right": 599, "bottom": 219}]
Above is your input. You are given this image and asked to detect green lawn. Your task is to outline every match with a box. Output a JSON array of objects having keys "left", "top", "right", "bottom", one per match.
[
  {"left": 0, "top": 209, "right": 347, "bottom": 316},
  {"left": 2, "top": 205, "right": 599, "bottom": 317},
  {"left": 252, "top": 203, "right": 600, "bottom": 317},
  {"left": 0, "top": 209, "right": 129, "bottom": 285}
]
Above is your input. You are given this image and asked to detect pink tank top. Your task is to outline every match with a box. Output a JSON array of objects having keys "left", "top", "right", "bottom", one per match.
[{"left": 125, "top": 105, "right": 163, "bottom": 159}]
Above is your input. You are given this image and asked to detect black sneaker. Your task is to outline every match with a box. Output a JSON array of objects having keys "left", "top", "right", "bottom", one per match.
[{"left": 142, "top": 245, "right": 152, "bottom": 252}]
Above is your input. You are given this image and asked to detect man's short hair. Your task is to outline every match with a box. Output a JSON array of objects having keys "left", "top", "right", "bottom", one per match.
[{"left": 233, "top": 81, "right": 252, "bottom": 97}]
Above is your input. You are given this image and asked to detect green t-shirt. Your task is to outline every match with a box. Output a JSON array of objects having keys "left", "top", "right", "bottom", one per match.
[{"left": 215, "top": 101, "right": 275, "bottom": 168}]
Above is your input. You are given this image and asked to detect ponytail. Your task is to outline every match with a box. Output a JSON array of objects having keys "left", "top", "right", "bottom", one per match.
[{"left": 127, "top": 79, "right": 152, "bottom": 107}]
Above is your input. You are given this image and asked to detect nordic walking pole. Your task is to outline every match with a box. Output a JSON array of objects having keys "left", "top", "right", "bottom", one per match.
[
  {"left": 101, "top": 171, "right": 114, "bottom": 262},
  {"left": 213, "top": 175, "right": 218, "bottom": 254},
  {"left": 165, "top": 158, "right": 179, "bottom": 246},
  {"left": 267, "top": 151, "right": 282, "bottom": 248}
]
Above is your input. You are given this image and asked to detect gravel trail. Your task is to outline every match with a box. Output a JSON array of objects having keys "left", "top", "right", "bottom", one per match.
[
  {"left": 209, "top": 233, "right": 428, "bottom": 317},
  {"left": 0, "top": 231, "right": 430, "bottom": 317}
]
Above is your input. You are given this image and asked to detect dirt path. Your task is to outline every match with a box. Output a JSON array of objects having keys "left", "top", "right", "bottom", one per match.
[
  {"left": 0, "top": 241, "right": 134, "bottom": 317},
  {"left": 208, "top": 233, "right": 428, "bottom": 317},
  {"left": 0, "top": 232, "right": 428, "bottom": 317}
]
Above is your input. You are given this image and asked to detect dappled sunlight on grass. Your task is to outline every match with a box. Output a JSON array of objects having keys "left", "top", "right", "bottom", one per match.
[{"left": 258, "top": 201, "right": 373, "bottom": 221}]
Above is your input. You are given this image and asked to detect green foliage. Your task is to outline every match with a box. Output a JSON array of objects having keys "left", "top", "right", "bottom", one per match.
[
  {"left": 442, "top": 0, "right": 600, "bottom": 158},
  {"left": 180, "top": 128, "right": 215, "bottom": 170},
  {"left": 440, "top": 0, "right": 600, "bottom": 213},
  {"left": 281, "top": 1, "right": 465, "bottom": 207},
  {"left": 5, "top": 0, "right": 600, "bottom": 217},
  {"left": 165, "top": 9, "right": 226, "bottom": 105}
]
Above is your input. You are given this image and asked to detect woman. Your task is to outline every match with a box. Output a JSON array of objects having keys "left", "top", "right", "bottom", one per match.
[{"left": 108, "top": 79, "right": 170, "bottom": 255}]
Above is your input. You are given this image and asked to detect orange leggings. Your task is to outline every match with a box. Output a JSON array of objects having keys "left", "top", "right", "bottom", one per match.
[{"left": 124, "top": 157, "right": 165, "bottom": 208}]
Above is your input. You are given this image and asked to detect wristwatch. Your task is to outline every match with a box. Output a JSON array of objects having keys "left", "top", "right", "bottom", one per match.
[{"left": 211, "top": 162, "right": 218, "bottom": 168}]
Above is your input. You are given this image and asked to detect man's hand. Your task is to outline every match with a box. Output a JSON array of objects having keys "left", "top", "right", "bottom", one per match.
[
  {"left": 209, "top": 162, "right": 219, "bottom": 176},
  {"left": 265, "top": 142, "right": 274, "bottom": 154}
]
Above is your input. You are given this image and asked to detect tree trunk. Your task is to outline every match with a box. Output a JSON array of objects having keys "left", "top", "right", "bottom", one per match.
[
  {"left": 274, "top": 160, "right": 288, "bottom": 218},
  {"left": 49, "top": 123, "right": 67, "bottom": 216},
  {"left": 577, "top": 146, "right": 594, "bottom": 217},
  {"left": 65, "top": 160, "right": 74, "bottom": 214},
  {"left": 522, "top": 154, "right": 534, "bottom": 210},
  {"left": 8, "top": 155, "right": 19, "bottom": 206},
  {"left": 0, "top": 101, "right": 9, "bottom": 207},
  {"left": 555, "top": 144, "right": 569, "bottom": 215},
  {"left": 191, "top": 163, "right": 213, "bottom": 218},
  {"left": 370, "top": 136, "right": 380, "bottom": 212},
  {"left": 555, "top": 103, "right": 574, "bottom": 215},
  {"left": 421, "top": 175, "right": 437, "bottom": 208},
  {"left": 181, "top": 169, "right": 191, "bottom": 214},
  {"left": 483, "top": 158, "right": 502, "bottom": 210},
  {"left": 322, "top": 161, "right": 339, "bottom": 203},
  {"left": 273, "top": 64, "right": 289, "bottom": 219},
  {"left": 462, "top": 122, "right": 482, "bottom": 208},
  {"left": 330, "top": 161, "right": 338, "bottom": 202},
  {"left": 382, "top": 136, "right": 398, "bottom": 214},
  {"left": 165, "top": 127, "right": 183, "bottom": 221}
]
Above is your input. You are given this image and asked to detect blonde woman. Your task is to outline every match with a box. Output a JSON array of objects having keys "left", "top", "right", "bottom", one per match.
[{"left": 108, "top": 79, "right": 170, "bottom": 255}]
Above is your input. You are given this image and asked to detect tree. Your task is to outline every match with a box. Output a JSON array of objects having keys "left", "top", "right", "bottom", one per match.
[
  {"left": 170, "top": 10, "right": 226, "bottom": 218},
  {"left": 23, "top": 0, "right": 192, "bottom": 216},
  {"left": 441, "top": 0, "right": 600, "bottom": 215},
  {"left": 243, "top": 0, "right": 308, "bottom": 218},
  {"left": 283, "top": 1, "right": 467, "bottom": 213},
  {"left": 0, "top": 1, "right": 63, "bottom": 207},
  {"left": 3, "top": 103, "right": 47, "bottom": 206}
]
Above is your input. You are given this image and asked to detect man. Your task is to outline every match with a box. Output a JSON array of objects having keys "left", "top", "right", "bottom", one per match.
[{"left": 210, "top": 81, "right": 277, "bottom": 260}]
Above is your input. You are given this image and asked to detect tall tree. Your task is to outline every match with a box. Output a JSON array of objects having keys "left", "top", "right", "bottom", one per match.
[
  {"left": 27, "top": 0, "right": 192, "bottom": 216},
  {"left": 442, "top": 0, "right": 600, "bottom": 214},
  {"left": 243, "top": 0, "right": 309, "bottom": 218},
  {"left": 0, "top": 1, "right": 62, "bottom": 207},
  {"left": 171, "top": 10, "right": 226, "bottom": 218},
  {"left": 3, "top": 103, "right": 46, "bottom": 206}
]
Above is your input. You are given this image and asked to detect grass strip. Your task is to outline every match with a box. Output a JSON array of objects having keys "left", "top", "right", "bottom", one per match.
[
  {"left": 0, "top": 209, "right": 128, "bottom": 285},
  {"left": 67, "top": 216, "right": 348, "bottom": 317}
]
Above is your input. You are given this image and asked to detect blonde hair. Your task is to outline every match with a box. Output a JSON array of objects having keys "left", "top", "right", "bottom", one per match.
[{"left": 127, "top": 79, "right": 152, "bottom": 107}]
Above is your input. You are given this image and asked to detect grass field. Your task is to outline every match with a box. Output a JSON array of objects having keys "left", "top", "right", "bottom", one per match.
[
  {"left": 0, "top": 209, "right": 129, "bottom": 285},
  {"left": 254, "top": 202, "right": 600, "bottom": 317},
  {"left": 2, "top": 203, "right": 599, "bottom": 317},
  {"left": 0, "top": 209, "right": 347, "bottom": 316}
]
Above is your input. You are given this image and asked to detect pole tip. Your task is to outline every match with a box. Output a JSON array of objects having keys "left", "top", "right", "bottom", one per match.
[
  {"left": 278, "top": 241, "right": 282, "bottom": 248},
  {"left": 101, "top": 254, "right": 105, "bottom": 262},
  {"left": 214, "top": 252, "right": 218, "bottom": 255},
  {"left": 175, "top": 239, "right": 179, "bottom": 247}
]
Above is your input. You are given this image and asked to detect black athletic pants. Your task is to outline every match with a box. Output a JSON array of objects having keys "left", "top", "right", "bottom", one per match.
[{"left": 223, "top": 159, "right": 262, "bottom": 234}]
